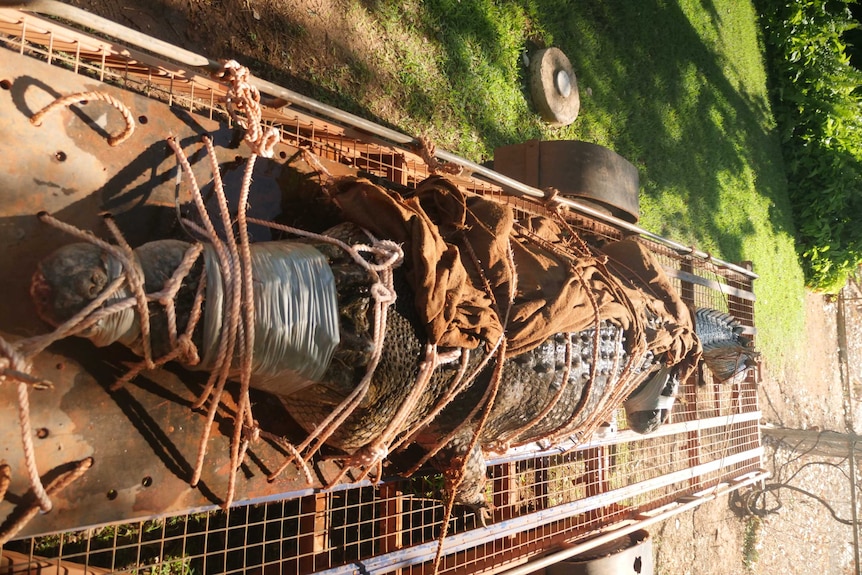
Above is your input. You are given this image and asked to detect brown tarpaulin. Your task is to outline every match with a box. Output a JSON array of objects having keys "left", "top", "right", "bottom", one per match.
[{"left": 330, "top": 175, "right": 700, "bottom": 379}]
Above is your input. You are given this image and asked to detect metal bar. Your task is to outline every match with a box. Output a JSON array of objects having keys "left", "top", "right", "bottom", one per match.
[
  {"left": 315, "top": 448, "right": 764, "bottom": 574},
  {"left": 298, "top": 493, "right": 329, "bottom": 573},
  {"left": 663, "top": 265, "right": 756, "bottom": 302},
  {"left": 497, "top": 470, "right": 769, "bottom": 575},
  {"left": 16, "top": 0, "right": 216, "bottom": 68},
  {"left": 491, "top": 411, "right": 762, "bottom": 465},
  {"left": 379, "top": 482, "right": 403, "bottom": 555},
  {"left": 838, "top": 291, "right": 861, "bottom": 575},
  {"left": 492, "top": 462, "right": 518, "bottom": 522}
]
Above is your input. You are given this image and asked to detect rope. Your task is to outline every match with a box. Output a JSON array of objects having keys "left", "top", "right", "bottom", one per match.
[
  {"left": 102, "top": 216, "right": 155, "bottom": 370},
  {"left": 165, "top": 136, "right": 249, "bottom": 507},
  {"left": 30, "top": 91, "right": 135, "bottom": 146},
  {"left": 389, "top": 347, "right": 473, "bottom": 454},
  {"left": 497, "top": 331, "right": 574, "bottom": 446},
  {"left": 415, "top": 135, "right": 464, "bottom": 176},
  {"left": 402, "top": 236, "right": 518, "bottom": 477},
  {"left": 323, "top": 343, "right": 446, "bottom": 488},
  {"left": 0, "top": 329, "right": 95, "bottom": 541},
  {"left": 226, "top": 143, "right": 259, "bottom": 508},
  {"left": 431, "top": 338, "right": 509, "bottom": 575},
  {"left": 112, "top": 244, "right": 206, "bottom": 390},
  {"left": 0, "top": 457, "right": 93, "bottom": 547},
  {"left": 0, "top": 339, "right": 52, "bottom": 514},
  {"left": 254, "top": 218, "right": 402, "bottom": 482},
  {"left": 0, "top": 463, "right": 10, "bottom": 502},
  {"left": 215, "top": 60, "right": 280, "bottom": 158}
]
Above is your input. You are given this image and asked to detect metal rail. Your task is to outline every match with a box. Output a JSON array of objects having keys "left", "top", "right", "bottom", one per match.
[
  {"left": 12, "top": 0, "right": 758, "bottom": 280},
  {"left": 316, "top": 450, "right": 764, "bottom": 574},
  {"left": 498, "top": 469, "right": 769, "bottom": 575}
]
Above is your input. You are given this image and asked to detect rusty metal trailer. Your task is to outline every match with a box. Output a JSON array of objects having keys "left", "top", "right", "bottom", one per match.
[{"left": 0, "top": 5, "right": 766, "bottom": 574}]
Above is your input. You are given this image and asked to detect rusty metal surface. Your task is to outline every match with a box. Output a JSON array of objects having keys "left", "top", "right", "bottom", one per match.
[{"left": 0, "top": 50, "right": 343, "bottom": 538}]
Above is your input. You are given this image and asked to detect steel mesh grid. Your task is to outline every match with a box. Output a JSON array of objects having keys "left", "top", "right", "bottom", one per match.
[
  {"left": 2, "top": 416, "right": 761, "bottom": 574},
  {"left": 0, "top": 8, "right": 762, "bottom": 574},
  {"left": 0, "top": 9, "right": 447, "bottom": 189}
]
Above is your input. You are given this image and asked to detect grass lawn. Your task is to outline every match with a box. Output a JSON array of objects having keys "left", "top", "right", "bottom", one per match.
[{"left": 314, "top": 0, "right": 807, "bottom": 376}]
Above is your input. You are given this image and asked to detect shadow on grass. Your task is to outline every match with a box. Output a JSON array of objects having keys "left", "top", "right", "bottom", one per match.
[
  {"left": 502, "top": 0, "right": 794, "bottom": 264},
  {"left": 353, "top": 0, "right": 795, "bottom": 265},
  {"left": 71, "top": 0, "right": 795, "bottom": 267}
]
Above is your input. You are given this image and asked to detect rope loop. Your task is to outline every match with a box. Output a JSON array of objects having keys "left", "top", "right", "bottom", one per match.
[
  {"left": 30, "top": 91, "right": 135, "bottom": 146},
  {"left": 352, "top": 444, "right": 389, "bottom": 469},
  {"left": 0, "top": 337, "right": 31, "bottom": 379},
  {"left": 542, "top": 186, "right": 562, "bottom": 212},
  {"left": 243, "top": 421, "right": 261, "bottom": 444},
  {"left": 370, "top": 281, "right": 397, "bottom": 305}
]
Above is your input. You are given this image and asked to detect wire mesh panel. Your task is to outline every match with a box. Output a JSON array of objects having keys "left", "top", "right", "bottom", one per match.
[{"left": 0, "top": 7, "right": 764, "bottom": 574}]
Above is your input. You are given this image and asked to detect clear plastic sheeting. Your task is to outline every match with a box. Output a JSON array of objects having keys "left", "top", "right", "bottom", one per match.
[{"left": 199, "top": 242, "right": 341, "bottom": 385}]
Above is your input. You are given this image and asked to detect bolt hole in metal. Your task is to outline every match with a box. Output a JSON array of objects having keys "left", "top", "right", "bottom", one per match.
[
  {"left": 138, "top": 115, "right": 148, "bottom": 124},
  {"left": 36, "top": 428, "right": 49, "bottom": 439},
  {"left": 555, "top": 69, "right": 572, "bottom": 98},
  {"left": 106, "top": 489, "right": 118, "bottom": 501},
  {"left": 55, "top": 151, "right": 67, "bottom": 162},
  {"left": 0, "top": 79, "right": 11, "bottom": 90}
]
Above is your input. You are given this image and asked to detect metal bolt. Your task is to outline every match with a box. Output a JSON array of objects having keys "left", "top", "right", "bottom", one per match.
[{"left": 555, "top": 70, "right": 572, "bottom": 98}]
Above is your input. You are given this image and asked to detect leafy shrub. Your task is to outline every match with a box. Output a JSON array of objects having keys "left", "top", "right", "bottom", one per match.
[{"left": 756, "top": 0, "right": 862, "bottom": 291}]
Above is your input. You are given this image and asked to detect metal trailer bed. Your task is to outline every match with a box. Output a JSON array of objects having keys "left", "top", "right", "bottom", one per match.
[{"left": 0, "top": 5, "right": 766, "bottom": 574}]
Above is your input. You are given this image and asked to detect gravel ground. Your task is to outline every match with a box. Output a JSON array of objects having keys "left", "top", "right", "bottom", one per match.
[{"left": 654, "top": 290, "right": 859, "bottom": 575}]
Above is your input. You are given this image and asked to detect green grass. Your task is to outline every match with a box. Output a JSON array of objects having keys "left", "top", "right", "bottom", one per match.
[{"left": 308, "top": 0, "right": 807, "bottom": 378}]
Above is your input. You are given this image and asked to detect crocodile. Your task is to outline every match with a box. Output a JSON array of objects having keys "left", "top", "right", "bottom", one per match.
[{"left": 29, "top": 176, "right": 706, "bottom": 518}]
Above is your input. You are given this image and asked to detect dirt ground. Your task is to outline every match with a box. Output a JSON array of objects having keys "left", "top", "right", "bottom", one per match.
[
  {"left": 654, "top": 291, "right": 857, "bottom": 575},
  {"left": 44, "top": 2, "right": 862, "bottom": 573}
]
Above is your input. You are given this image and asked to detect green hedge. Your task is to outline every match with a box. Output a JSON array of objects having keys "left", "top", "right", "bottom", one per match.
[{"left": 757, "top": 0, "right": 862, "bottom": 292}]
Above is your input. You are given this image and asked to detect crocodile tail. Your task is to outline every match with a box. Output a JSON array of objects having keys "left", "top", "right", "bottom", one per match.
[{"left": 694, "top": 308, "right": 759, "bottom": 384}]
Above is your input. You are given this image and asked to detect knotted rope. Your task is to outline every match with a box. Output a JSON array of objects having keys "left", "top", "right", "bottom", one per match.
[
  {"left": 0, "top": 340, "right": 52, "bottom": 516},
  {"left": 215, "top": 60, "right": 280, "bottom": 158},
  {"left": 414, "top": 135, "right": 464, "bottom": 177}
]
